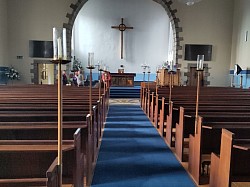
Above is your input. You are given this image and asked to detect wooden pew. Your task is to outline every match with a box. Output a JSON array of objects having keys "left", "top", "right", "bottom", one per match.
[
  {"left": 0, "top": 157, "right": 59, "bottom": 187},
  {"left": 174, "top": 104, "right": 250, "bottom": 162},
  {"left": 0, "top": 120, "right": 96, "bottom": 186},
  {"left": 0, "top": 113, "right": 100, "bottom": 186},
  {"left": 0, "top": 128, "right": 83, "bottom": 187},
  {"left": 146, "top": 86, "right": 250, "bottom": 144},
  {"left": 0, "top": 85, "right": 108, "bottom": 186},
  {"left": 146, "top": 86, "right": 250, "bottom": 186},
  {"left": 210, "top": 129, "right": 250, "bottom": 187},
  {"left": 188, "top": 116, "right": 250, "bottom": 185},
  {"left": 175, "top": 107, "right": 196, "bottom": 162}
]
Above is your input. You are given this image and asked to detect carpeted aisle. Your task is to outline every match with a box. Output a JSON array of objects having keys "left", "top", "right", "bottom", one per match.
[{"left": 91, "top": 103, "right": 196, "bottom": 187}]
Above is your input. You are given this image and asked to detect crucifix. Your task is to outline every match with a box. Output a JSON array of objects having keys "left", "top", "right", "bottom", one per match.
[{"left": 111, "top": 18, "right": 133, "bottom": 59}]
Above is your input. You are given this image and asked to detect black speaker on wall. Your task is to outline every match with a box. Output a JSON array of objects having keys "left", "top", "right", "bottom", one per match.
[
  {"left": 29, "top": 40, "right": 53, "bottom": 58},
  {"left": 184, "top": 44, "right": 212, "bottom": 61},
  {"left": 234, "top": 64, "right": 242, "bottom": 75}
]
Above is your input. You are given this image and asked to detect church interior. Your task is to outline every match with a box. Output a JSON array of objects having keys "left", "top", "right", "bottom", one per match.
[{"left": 0, "top": 0, "right": 250, "bottom": 187}]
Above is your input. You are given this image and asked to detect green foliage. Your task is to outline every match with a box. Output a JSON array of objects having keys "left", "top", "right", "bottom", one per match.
[{"left": 72, "top": 57, "right": 83, "bottom": 72}]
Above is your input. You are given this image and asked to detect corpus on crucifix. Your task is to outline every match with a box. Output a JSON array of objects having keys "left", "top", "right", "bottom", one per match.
[{"left": 111, "top": 18, "right": 133, "bottom": 59}]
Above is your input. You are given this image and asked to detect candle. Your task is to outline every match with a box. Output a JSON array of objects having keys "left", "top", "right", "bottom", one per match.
[
  {"left": 62, "top": 28, "right": 67, "bottom": 60},
  {"left": 57, "top": 37, "right": 62, "bottom": 59},
  {"left": 197, "top": 55, "right": 204, "bottom": 70},
  {"left": 88, "top": 52, "right": 94, "bottom": 67},
  {"left": 53, "top": 27, "right": 58, "bottom": 60},
  {"left": 199, "top": 60, "right": 203, "bottom": 69}
]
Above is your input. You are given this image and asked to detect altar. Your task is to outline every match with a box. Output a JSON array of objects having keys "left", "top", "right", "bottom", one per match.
[{"left": 110, "top": 73, "right": 136, "bottom": 87}]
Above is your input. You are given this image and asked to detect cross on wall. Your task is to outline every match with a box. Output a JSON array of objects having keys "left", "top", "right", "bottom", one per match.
[{"left": 111, "top": 18, "right": 133, "bottom": 59}]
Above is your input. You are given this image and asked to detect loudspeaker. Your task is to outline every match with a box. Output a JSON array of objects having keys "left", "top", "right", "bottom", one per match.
[{"left": 234, "top": 64, "right": 242, "bottom": 75}]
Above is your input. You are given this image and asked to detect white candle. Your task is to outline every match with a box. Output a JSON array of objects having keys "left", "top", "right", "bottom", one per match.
[
  {"left": 62, "top": 28, "right": 67, "bottom": 60},
  {"left": 57, "top": 37, "right": 62, "bottom": 59},
  {"left": 197, "top": 55, "right": 204, "bottom": 70},
  {"left": 199, "top": 60, "right": 203, "bottom": 69},
  {"left": 53, "top": 27, "right": 58, "bottom": 60},
  {"left": 88, "top": 52, "right": 94, "bottom": 66}
]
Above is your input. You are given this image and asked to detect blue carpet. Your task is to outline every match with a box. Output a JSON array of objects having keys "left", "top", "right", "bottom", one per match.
[
  {"left": 110, "top": 87, "right": 141, "bottom": 98},
  {"left": 91, "top": 104, "right": 196, "bottom": 187}
]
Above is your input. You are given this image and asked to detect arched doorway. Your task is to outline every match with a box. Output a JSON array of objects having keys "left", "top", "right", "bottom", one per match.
[
  {"left": 30, "top": 0, "right": 183, "bottom": 84},
  {"left": 63, "top": 0, "right": 183, "bottom": 65}
]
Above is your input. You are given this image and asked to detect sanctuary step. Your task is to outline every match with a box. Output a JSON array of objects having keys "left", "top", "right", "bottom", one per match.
[{"left": 110, "top": 86, "right": 140, "bottom": 98}]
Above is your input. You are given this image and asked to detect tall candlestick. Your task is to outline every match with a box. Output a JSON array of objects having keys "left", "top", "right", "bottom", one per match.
[
  {"left": 51, "top": 27, "right": 71, "bottom": 187},
  {"left": 63, "top": 28, "right": 67, "bottom": 60}
]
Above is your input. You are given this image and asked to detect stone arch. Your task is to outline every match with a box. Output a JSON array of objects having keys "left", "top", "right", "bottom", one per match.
[{"left": 63, "top": 0, "right": 183, "bottom": 64}]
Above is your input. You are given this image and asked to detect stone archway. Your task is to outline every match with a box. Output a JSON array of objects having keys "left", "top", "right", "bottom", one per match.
[{"left": 63, "top": 0, "right": 183, "bottom": 64}]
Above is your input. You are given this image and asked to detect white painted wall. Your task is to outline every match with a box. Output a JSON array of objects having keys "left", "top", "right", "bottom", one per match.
[
  {"left": 6, "top": 0, "right": 76, "bottom": 84},
  {"left": 0, "top": 0, "right": 8, "bottom": 66},
  {"left": 231, "top": 0, "right": 250, "bottom": 70},
  {"left": 230, "top": 0, "right": 250, "bottom": 88},
  {"left": 73, "top": 0, "right": 170, "bottom": 80},
  {"left": 172, "top": 0, "right": 234, "bottom": 86},
  {"left": 0, "top": 0, "right": 247, "bottom": 86}
]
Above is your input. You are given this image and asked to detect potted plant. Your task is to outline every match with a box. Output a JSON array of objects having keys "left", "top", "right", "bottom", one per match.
[{"left": 5, "top": 66, "right": 20, "bottom": 84}]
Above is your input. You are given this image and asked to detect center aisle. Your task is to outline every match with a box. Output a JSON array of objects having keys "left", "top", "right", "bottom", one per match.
[{"left": 91, "top": 102, "right": 196, "bottom": 187}]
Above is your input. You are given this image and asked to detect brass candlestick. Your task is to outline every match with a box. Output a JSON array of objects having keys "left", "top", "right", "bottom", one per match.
[
  {"left": 169, "top": 71, "right": 172, "bottom": 104},
  {"left": 96, "top": 63, "right": 103, "bottom": 100},
  {"left": 195, "top": 70, "right": 203, "bottom": 133},
  {"left": 99, "top": 68, "right": 103, "bottom": 99},
  {"left": 147, "top": 67, "right": 151, "bottom": 91},
  {"left": 147, "top": 68, "right": 151, "bottom": 116},
  {"left": 141, "top": 63, "right": 148, "bottom": 83},
  {"left": 156, "top": 70, "right": 160, "bottom": 95},
  {"left": 51, "top": 59, "right": 70, "bottom": 186},
  {"left": 195, "top": 55, "right": 204, "bottom": 134},
  {"left": 168, "top": 70, "right": 175, "bottom": 110},
  {"left": 87, "top": 65, "right": 96, "bottom": 118}
]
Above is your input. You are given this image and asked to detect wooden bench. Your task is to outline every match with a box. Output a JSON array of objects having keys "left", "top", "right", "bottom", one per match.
[
  {"left": 173, "top": 103, "right": 250, "bottom": 161},
  {"left": 0, "top": 85, "right": 109, "bottom": 186},
  {"left": 175, "top": 106, "right": 250, "bottom": 162},
  {"left": 143, "top": 86, "right": 250, "bottom": 145},
  {"left": 0, "top": 119, "right": 97, "bottom": 186},
  {"left": 210, "top": 129, "right": 250, "bottom": 187},
  {"left": 144, "top": 86, "right": 250, "bottom": 186},
  {"left": 0, "top": 128, "right": 83, "bottom": 187},
  {"left": 0, "top": 157, "right": 59, "bottom": 187},
  {"left": 189, "top": 116, "right": 250, "bottom": 185}
]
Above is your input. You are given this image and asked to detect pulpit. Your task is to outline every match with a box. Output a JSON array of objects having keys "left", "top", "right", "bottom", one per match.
[
  {"left": 158, "top": 68, "right": 181, "bottom": 86},
  {"left": 110, "top": 73, "right": 136, "bottom": 87}
]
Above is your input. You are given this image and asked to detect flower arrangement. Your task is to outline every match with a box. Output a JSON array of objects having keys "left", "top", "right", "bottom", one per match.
[
  {"left": 72, "top": 57, "right": 83, "bottom": 72},
  {"left": 5, "top": 66, "right": 20, "bottom": 80}
]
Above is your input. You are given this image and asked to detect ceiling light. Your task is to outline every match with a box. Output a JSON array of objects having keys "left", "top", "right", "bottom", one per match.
[{"left": 178, "top": 0, "right": 203, "bottom": 6}]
